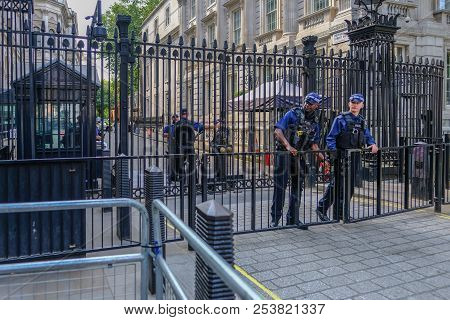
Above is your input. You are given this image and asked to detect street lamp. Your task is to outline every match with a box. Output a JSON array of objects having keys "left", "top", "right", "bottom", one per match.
[{"left": 85, "top": 0, "right": 108, "bottom": 42}]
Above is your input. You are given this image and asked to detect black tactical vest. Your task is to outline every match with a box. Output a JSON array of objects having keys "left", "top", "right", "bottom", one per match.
[
  {"left": 174, "top": 119, "right": 196, "bottom": 154},
  {"left": 277, "top": 108, "right": 317, "bottom": 152},
  {"left": 211, "top": 127, "right": 230, "bottom": 147},
  {"left": 336, "top": 112, "right": 366, "bottom": 150}
]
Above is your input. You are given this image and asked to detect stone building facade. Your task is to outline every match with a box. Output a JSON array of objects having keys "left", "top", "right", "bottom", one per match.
[
  {"left": 33, "top": 0, "right": 77, "bottom": 33},
  {"left": 296, "top": 0, "right": 450, "bottom": 131},
  {"left": 141, "top": 0, "right": 450, "bottom": 132}
]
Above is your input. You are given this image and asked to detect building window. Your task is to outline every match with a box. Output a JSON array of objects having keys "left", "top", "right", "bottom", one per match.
[
  {"left": 191, "top": 0, "right": 196, "bottom": 19},
  {"left": 207, "top": 24, "right": 216, "bottom": 48},
  {"left": 306, "top": 0, "right": 330, "bottom": 15},
  {"left": 33, "top": 26, "right": 42, "bottom": 46},
  {"left": 338, "top": 0, "right": 351, "bottom": 12},
  {"left": 207, "top": 0, "right": 216, "bottom": 7},
  {"left": 266, "top": 0, "right": 277, "bottom": 32},
  {"left": 232, "top": 9, "right": 241, "bottom": 45},
  {"left": 447, "top": 51, "right": 450, "bottom": 106},
  {"left": 395, "top": 45, "right": 408, "bottom": 62},
  {"left": 165, "top": 6, "right": 170, "bottom": 27},
  {"left": 154, "top": 18, "right": 159, "bottom": 35},
  {"left": 438, "top": 0, "right": 450, "bottom": 10}
]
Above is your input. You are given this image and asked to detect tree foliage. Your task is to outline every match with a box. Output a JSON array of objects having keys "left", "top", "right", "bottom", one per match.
[
  {"left": 96, "top": 80, "right": 117, "bottom": 118},
  {"left": 104, "top": 0, "right": 160, "bottom": 40},
  {"left": 102, "top": 1, "right": 160, "bottom": 103}
]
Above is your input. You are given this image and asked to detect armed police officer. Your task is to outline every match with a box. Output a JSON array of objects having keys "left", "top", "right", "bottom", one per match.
[
  {"left": 316, "top": 93, "right": 378, "bottom": 221},
  {"left": 163, "top": 114, "right": 180, "bottom": 183},
  {"left": 210, "top": 119, "right": 232, "bottom": 180},
  {"left": 270, "top": 92, "right": 325, "bottom": 228},
  {"left": 173, "top": 108, "right": 213, "bottom": 182}
]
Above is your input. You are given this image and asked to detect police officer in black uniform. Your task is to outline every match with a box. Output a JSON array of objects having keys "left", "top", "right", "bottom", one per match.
[
  {"left": 210, "top": 119, "right": 232, "bottom": 180},
  {"left": 163, "top": 114, "right": 179, "bottom": 183},
  {"left": 270, "top": 92, "right": 325, "bottom": 227},
  {"left": 316, "top": 93, "right": 379, "bottom": 221}
]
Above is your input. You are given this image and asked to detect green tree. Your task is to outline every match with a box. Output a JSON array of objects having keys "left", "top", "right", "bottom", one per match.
[
  {"left": 102, "top": 0, "right": 160, "bottom": 99},
  {"left": 96, "top": 80, "right": 117, "bottom": 119},
  {"left": 104, "top": 0, "right": 160, "bottom": 40}
]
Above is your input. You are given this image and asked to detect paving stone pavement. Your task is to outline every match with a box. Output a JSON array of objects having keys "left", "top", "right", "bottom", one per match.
[{"left": 165, "top": 205, "right": 450, "bottom": 300}]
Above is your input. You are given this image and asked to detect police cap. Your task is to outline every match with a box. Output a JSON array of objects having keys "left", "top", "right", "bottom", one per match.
[
  {"left": 349, "top": 94, "right": 365, "bottom": 103},
  {"left": 305, "top": 92, "right": 322, "bottom": 105}
]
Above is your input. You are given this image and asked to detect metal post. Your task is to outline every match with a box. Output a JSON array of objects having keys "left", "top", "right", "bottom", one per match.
[
  {"left": 399, "top": 137, "right": 405, "bottom": 183},
  {"left": 429, "top": 145, "right": 435, "bottom": 203},
  {"left": 115, "top": 16, "right": 131, "bottom": 240},
  {"left": 376, "top": 150, "right": 382, "bottom": 215},
  {"left": 301, "top": 36, "right": 318, "bottom": 95},
  {"left": 150, "top": 205, "right": 164, "bottom": 300},
  {"left": 116, "top": 15, "right": 131, "bottom": 156},
  {"left": 445, "top": 134, "right": 450, "bottom": 192},
  {"left": 404, "top": 146, "right": 410, "bottom": 210},
  {"left": 145, "top": 166, "right": 165, "bottom": 294},
  {"left": 195, "top": 200, "right": 235, "bottom": 300},
  {"left": 343, "top": 151, "right": 352, "bottom": 223},
  {"left": 24, "top": 3, "right": 35, "bottom": 159},
  {"left": 188, "top": 153, "right": 196, "bottom": 239},
  {"left": 434, "top": 143, "right": 443, "bottom": 213},
  {"left": 116, "top": 154, "right": 130, "bottom": 239},
  {"left": 201, "top": 154, "right": 208, "bottom": 202},
  {"left": 332, "top": 156, "right": 341, "bottom": 222}
]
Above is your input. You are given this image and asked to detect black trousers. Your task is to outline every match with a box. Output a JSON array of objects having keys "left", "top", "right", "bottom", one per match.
[
  {"left": 270, "top": 152, "right": 306, "bottom": 224},
  {"left": 317, "top": 153, "right": 360, "bottom": 220},
  {"left": 212, "top": 147, "right": 227, "bottom": 180}
]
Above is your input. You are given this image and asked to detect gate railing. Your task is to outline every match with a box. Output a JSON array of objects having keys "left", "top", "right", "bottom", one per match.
[
  {"left": 344, "top": 144, "right": 447, "bottom": 223},
  {"left": 0, "top": 198, "right": 151, "bottom": 300},
  {"left": 152, "top": 199, "right": 263, "bottom": 300},
  {"left": 442, "top": 140, "right": 450, "bottom": 205}
]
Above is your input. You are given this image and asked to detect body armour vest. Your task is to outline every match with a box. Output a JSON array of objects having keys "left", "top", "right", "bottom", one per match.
[
  {"left": 174, "top": 119, "right": 196, "bottom": 154},
  {"left": 276, "top": 108, "right": 317, "bottom": 152},
  {"left": 336, "top": 112, "right": 366, "bottom": 150}
]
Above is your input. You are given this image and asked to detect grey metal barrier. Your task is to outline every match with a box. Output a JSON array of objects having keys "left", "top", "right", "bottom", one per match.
[
  {"left": 152, "top": 199, "right": 263, "bottom": 300},
  {"left": 0, "top": 199, "right": 150, "bottom": 300}
]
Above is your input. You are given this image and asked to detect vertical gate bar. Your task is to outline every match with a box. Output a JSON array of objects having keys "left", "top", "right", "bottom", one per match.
[
  {"left": 116, "top": 15, "right": 132, "bottom": 239},
  {"left": 404, "top": 146, "right": 410, "bottom": 210},
  {"left": 116, "top": 15, "right": 131, "bottom": 157},
  {"left": 114, "top": 29, "right": 119, "bottom": 155},
  {"left": 343, "top": 151, "right": 351, "bottom": 223},
  {"left": 376, "top": 150, "right": 382, "bottom": 216},
  {"left": 445, "top": 134, "right": 450, "bottom": 194},
  {"left": 250, "top": 44, "right": 256, "bottom": 231},
  {"left": 25, "top": 0, "right": 34, "bottom": 159},
  {"left": 434, "top": 142, "right": 443, "bottom": 213},
  {"left": 154, "top": 34, "right": 160, "bottom": 164},
  {"left": 429, "top": 145, "right": 435, "bottom": 205}
]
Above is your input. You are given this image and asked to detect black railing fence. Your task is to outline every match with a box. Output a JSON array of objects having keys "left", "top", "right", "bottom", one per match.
[{"left": 0, "top": 0, "right": 449, "bottom": 262}]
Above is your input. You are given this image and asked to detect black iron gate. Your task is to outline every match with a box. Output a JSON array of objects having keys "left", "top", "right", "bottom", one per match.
[{"left": 0, "top": 0, "right": 447, "bottom": 257}]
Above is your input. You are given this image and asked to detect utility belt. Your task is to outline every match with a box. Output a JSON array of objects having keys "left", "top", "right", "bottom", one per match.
[{"left": 212, "top": 143, "right": 233, "bottom": 153}]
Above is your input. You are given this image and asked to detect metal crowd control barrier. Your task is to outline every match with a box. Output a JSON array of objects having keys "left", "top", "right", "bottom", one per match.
[
  {"left": 0, "top": 199, "right": 151, "bottom": 300},
  {"left": 151, "top": 199, "right": 263, "bottom": 300}
]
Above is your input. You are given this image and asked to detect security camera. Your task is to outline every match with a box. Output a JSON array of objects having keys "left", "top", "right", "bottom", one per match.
[{"left": 405, "top": 16, "right": 411, "bottom": 23}]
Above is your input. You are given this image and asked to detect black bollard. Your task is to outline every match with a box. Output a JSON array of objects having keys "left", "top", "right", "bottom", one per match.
[{"left": 194, "top": 200, "right": 235, "bottom": 300}]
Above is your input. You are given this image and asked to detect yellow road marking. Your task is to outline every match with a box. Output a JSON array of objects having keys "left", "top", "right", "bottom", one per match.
[
  {"left": 233, "top": 264, "right": 282, "bottom": 300},
  {"left": 166, "top": 220, "right": 175, "bottom": 231}
]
